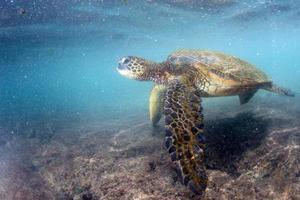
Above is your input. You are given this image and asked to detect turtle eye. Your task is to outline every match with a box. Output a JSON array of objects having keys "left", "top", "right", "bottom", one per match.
[{"left": 123, "top": 58, "right": 130, "bottom": 64}]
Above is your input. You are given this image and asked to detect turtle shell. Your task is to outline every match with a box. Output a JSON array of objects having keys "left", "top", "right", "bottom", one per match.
[{"left": 167, "top": 49, "right": 270, "bottom": 84}]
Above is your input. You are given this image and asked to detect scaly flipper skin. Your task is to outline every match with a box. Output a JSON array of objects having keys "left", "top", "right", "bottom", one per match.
[
  {"left": 149, "top": 84, "right": 167, "bottom": 126},
  {"left": 164, "top": 80, "right": 207, "bottom": 195},
  {"left": 263, "top": 83, "right": 295, "bottom": 97}
]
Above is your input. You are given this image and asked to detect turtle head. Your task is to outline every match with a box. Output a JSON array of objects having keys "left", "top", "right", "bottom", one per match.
[{"left": 117, "top": 56, "right": 157, "bottom": 81}]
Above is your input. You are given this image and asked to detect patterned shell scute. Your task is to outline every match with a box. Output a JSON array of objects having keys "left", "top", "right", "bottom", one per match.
[{"left": 167, "top": 49, "right": 270, "bottom": 84}]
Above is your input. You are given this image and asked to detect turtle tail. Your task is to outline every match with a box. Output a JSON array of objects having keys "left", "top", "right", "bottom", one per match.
[{"left": 263, "top": 83, "right": 295, "bottom": 97}]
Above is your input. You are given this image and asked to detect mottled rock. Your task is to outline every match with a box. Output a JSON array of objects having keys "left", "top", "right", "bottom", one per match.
[{"left": 0, "top": 98, "right": 299, "bottom": 200}]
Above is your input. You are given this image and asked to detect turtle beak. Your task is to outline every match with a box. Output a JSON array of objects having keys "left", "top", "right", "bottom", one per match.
[
  {"left": 117, "top": 57, "right": 129, "bottom": 70},
  {"left": 117, "top": 57, "right": 130, "bottom": 76}
]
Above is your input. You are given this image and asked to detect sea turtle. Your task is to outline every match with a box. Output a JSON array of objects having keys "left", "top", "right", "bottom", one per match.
[{"left": 116, "top": 49, "right": 294, "bottom": 195}]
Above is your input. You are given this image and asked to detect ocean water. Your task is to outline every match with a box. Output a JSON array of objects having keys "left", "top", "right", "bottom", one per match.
[{"left": 0, "top": 0, "right": 300, "bottom": 199}]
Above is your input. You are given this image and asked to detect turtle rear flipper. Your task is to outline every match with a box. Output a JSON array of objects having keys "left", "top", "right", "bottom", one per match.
[
  {"left": 239, "top": 89, "right": 257, "bottom": 105},
  {"left": 263, "top": 83, "right": 295, "bottom": 97},
  {"left": 164, "top": 80, "right": 207, "bottom": 195}
]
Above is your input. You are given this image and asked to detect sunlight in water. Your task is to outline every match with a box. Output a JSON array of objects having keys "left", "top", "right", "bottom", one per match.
[{"left": 0, "top": 0, "right": 299, "bottom": 199}]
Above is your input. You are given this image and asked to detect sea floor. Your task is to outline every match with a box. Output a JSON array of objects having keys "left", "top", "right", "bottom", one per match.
[{"left": 0, "top": 97, "right": 299, "bottom": 200}]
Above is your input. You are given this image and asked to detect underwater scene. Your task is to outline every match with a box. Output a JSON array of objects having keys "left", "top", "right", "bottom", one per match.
[{"left": 1, "top": 0, "right": 300, "bottom": 199}]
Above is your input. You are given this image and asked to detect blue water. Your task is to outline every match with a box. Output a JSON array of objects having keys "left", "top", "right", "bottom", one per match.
[
  {"left": 1, "top": 0, "right": 300, "bottom": 126},
  {"left": 1, "top": 0, "right": 300, "bottom": 198}
]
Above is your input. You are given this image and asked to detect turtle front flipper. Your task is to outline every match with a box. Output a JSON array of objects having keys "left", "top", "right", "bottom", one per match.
[
  {"left": 164, "top": 80, "right": 207, "bottom": 195},
  {"left": 149, "top": 84, "right": 167, "bottom": 126}
]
